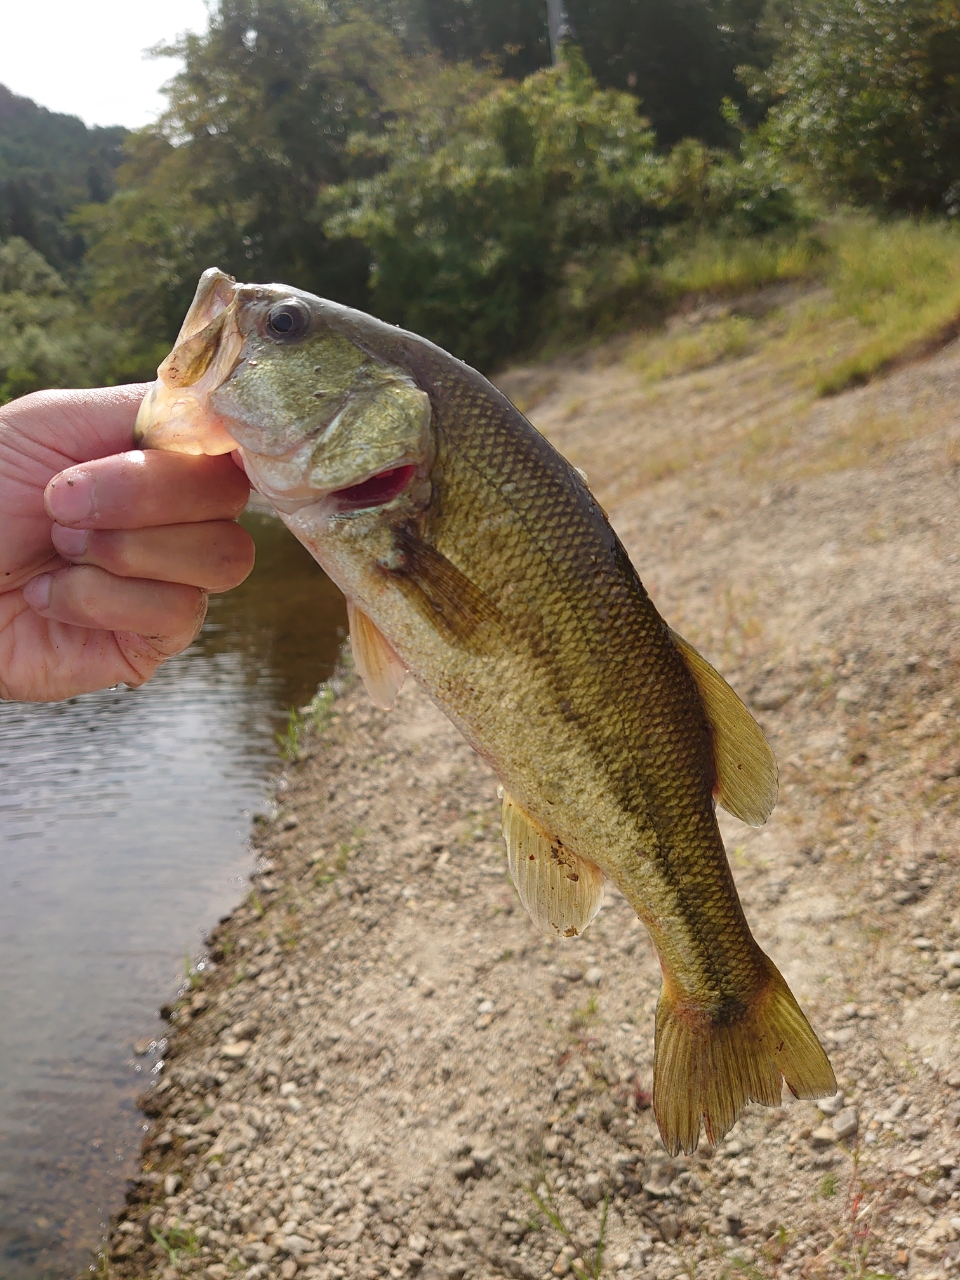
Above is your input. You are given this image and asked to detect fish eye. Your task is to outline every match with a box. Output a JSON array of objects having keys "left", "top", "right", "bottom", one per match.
[{"left": 264, "top": 299, "right": 310, "bottom": 343}]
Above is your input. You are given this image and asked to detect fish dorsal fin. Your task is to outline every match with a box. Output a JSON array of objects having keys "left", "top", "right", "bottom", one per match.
[
  {"left": 500, "top": 789, "right": 605, "bottom": 938},
  {"left": 347, "top": 600, "right": 407, "bottom": 711},
  {"left": 669, "top": 629, "right": 778, "bottom": 827}
]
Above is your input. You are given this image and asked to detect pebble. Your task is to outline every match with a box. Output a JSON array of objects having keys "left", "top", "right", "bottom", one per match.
[
  {"left": 832, "top": 1107, "right": 859, "bottom": 1140},
  {"left": 810, "top": 1126, "right": 838, "bottom": 1148},
  {"left": 580, "top": 1172, "right": 604, "bottom": 1206},
  {"left": 913, "top": 937, "right": 935, "bottom": 950},
  {"left": 220, "top": 1040, "right": 251, "bottom": 1059},
  {"left": 719, "top": 1200, "right": 743, "bottom": 1235},
  {"left": 583, "top": 967, "right": 603, "bottom": 987},
  {"left": 659, "top": 1213, "right": 680, "bottom": 1243},
  {"left": 816, "top": 1091, "right": 845, "bottom": 1116},
  {"left": 642, "top": 1163, "right": 674, "bottom": 1197}
]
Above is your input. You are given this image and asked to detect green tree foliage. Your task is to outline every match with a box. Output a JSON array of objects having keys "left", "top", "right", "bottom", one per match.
[
  {"left": 0, "top": 237, "right": 123, "bottom": 404},
  {"left": 0, "top": 85, "right": 125, "bottom": 271},
  {"left": 83, "top": 0, "right": 406, "bottom": 347},
  {"left": 754, "top": 0, "right": 960, "bottom": 212},
  {"left": 376, "top": 0, "right": 773, "bottom": 144},
  {"left": 323, "top": 51, "right": 800, "bottom": 368}
]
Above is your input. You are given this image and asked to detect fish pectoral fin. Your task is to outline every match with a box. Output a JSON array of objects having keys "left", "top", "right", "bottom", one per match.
[
  {"left": 670, "top": 628, "right": 778, "bottom": 828},
  {"left": 347, "top": 600, "right": 407, "bottom": 711},
  {"left": 500, "top": 789, "right": 604, "bottom": 938},
  {"left": 654, "top": 956, "right": 835, "bottom": 1156}
]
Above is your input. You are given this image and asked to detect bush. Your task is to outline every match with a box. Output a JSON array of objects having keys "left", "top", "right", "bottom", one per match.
[
  {"left": 324, "top": 51, "right": 804, "bottom": 367},
  {"left": 754, "top": 0, "right": 960, "bottom": 212}
]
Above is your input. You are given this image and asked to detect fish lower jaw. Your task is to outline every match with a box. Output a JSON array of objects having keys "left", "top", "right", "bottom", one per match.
[{"left": 241, "top": 452, "right": 421, "bottom": 517}]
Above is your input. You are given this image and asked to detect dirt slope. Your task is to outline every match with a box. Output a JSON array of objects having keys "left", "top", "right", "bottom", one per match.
[{"left": 107, "top": 298, "right": 960, "bottom": 1280}]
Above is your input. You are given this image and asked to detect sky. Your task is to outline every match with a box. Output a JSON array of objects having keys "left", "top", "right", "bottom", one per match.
[{"left": 0, "top": 0, "right": 213, "bottom": 129}]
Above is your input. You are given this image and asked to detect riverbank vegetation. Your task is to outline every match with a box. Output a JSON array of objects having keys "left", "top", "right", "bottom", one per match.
[{"left": 2, "top": 0, "right": 960, "bottom": 403}]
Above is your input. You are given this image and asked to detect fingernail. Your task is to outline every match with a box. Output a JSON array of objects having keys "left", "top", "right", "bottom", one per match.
[
  {"left": 23, "top": 573, "right": 52, "bottom": 611},
  {"left": 47, "top": 470, "right": 94, "bottom": 523},
  {"left": 51, "top": 525, "right": 89, "bottom": 559}
]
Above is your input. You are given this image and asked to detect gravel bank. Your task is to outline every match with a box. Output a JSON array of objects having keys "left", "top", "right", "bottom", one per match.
[{"left": 105, "top": 322, "right": 960, "bottom": 1280}]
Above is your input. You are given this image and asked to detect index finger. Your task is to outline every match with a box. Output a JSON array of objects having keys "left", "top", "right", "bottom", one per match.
[{"left": 45, "top": 449, "right": 250, "bottom": 529}]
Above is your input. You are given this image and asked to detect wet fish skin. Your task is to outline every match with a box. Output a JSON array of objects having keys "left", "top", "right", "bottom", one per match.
[{"left": 137, "top": 270, "right": 835, "bottom": 1153}]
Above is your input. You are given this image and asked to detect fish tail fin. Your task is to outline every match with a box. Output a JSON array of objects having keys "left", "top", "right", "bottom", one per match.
[{"left": 653, "top": 957, "right": 835, "bottom": 1156}]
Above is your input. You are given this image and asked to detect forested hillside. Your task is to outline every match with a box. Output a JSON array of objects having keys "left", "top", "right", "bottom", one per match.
[
  {"left": 2, "top": 0, "right": 960, "bottom": 402},
  {"left": 0, "top": 85, "right": 125, "bottom": 271}
]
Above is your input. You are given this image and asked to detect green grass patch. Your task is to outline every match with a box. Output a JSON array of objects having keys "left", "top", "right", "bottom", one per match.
[
  {"left": 657, "top": 230, "right": 824, "bottom": 299},
  {"left": 629, "top": 314, "right": 758, "bottom": 383},
  {"left": 812, "top": 217, "right": 960, "bottom": 394}
]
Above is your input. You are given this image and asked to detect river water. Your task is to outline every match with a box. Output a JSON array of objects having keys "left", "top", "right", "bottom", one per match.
[{"left": 0, "top": 511, "right": 346, "bottom": 1280}]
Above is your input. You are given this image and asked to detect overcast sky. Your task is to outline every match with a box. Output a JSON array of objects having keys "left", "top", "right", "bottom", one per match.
[{"left": 1, "top": 0, "right": 213, "bottom": 129}]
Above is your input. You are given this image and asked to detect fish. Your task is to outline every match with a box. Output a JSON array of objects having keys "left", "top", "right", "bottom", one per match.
[{"left": 136, "top": 268, "right": 836, "bottom": 1154}]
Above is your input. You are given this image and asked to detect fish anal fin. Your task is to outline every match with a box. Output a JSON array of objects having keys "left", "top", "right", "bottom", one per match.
[
  {"left": 653, "top": 956, "right": 835, "bottom": 1156},
  {"left": 347, "top": 600, "right": 407, "bottom": 711},
  {"left": 670, "top": 628, "right": 778, "bottom": 827},
  {"left": 500, "top": 790, "right": 604, "bottom": 938}
]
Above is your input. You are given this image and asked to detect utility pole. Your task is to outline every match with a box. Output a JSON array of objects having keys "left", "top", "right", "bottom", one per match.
[{"left": 547, "top": 0, "right": 572, "bottom": 64}]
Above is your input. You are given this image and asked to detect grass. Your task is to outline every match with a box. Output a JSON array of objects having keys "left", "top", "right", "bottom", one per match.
[
  {"left": 814, "top": 217, "right": 960, "bottom": 394},
  {"left": 276, "top": 685, "right": 339, "bottom": 761},
  {"left": 610, "top": 216, "right": 960, "bottom": 402},
  {"left": 629, "top": 314, "right": 758, "bottom": 383},
  {"left": 657, "top": 229, "right": 825, "bottom": 300},
  {"left": 569, "top": 994, "right": 600, "bottom": 1031},
  {"left": 275, "top": 707, "right": 303, "bottom": 761},
  {"left": 525, "top": 1179, "right": 609, "bottom": 1280},
  {"left": 151, "top": 1224, "right": 200, "bottom": 1267}
]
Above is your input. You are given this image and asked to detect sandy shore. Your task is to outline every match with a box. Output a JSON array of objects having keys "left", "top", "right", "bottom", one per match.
[{"left": 105, "top": 310, "right": 960, "bottom": 1280}]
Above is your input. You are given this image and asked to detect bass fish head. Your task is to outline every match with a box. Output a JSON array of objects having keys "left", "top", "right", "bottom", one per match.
[{"left": 135, "top": 269, "right": 434, "bottom": 517}]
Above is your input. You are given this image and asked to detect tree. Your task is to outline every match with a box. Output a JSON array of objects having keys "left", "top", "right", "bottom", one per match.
[
  {"left": 0, "top": 237, "right": 123, "bottom": 403},
  {"left": 368, "top": 0, "right": 773, "bottom": 145},
  {"left": 323, "top": 49, "right": 799, "bottom": 368},
  {"left": 84, "top": 0, "right": 406, "bottom": 346},
  {"left": 754, "top": 0, "right": 960, "bottom": 212},
  {"left": 0, "top": 85, "right": 125, "bottom": 272}
]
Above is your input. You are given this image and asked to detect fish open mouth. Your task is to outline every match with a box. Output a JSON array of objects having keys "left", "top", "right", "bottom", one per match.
[{"left": 329, "top": 464, "right": 417, "bottom": 512}]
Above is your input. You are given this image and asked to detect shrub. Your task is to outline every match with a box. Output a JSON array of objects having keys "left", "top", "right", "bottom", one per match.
[
  {"left": 754, "top": 0, "right": 960, "bottom": 212},
  {"left": 324, "top": 51, "right": 804, "bottom": 367}
]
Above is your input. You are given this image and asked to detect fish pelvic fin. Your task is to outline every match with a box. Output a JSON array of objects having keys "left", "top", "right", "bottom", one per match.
[
  {"left": 653, "top": 957, "right": 835, "bottom": 1156},
  {"left": 347, "top": 600, "right": 407, "bottom": 711},
  {"left": 669, "top": 628, "right": 778, "bottom": 827},
  {"left": 500, "top": 789, "right": 604, "bottom": 938}
]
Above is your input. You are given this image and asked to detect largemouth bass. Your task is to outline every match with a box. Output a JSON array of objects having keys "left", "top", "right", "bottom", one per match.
[{"left": 137, "top": 269, "right": 835, "bottom": 1154}]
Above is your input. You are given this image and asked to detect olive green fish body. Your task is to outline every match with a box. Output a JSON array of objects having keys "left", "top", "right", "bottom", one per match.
[{"left": 136, "top": 270, "right": 835, "bottom": 1153}]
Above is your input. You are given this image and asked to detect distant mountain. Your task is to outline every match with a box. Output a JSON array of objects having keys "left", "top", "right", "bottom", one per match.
[{"left": 0, "top": 85, "right": 127, "bottom": 271}]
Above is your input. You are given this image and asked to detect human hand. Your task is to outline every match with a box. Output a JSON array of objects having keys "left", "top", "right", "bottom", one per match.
[{"left": 0, "top": 385, "right": 255, "bottom": 702}]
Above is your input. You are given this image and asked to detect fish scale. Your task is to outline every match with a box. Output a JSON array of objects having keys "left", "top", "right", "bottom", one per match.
[{"left": 136, "top": 267, "right": 836, "bottom": 1154}]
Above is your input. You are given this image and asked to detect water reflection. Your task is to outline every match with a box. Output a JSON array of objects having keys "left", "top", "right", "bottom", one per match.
[{"left": 0, "top": 511, "right": 346, "bottom": 1280}]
